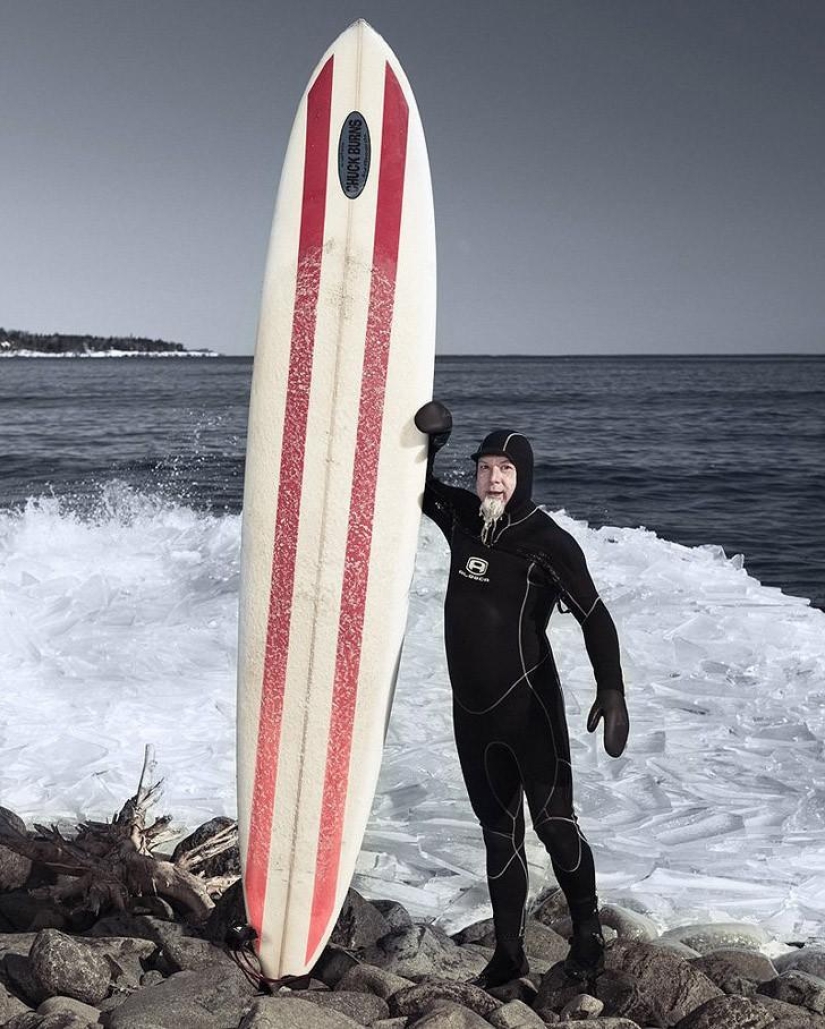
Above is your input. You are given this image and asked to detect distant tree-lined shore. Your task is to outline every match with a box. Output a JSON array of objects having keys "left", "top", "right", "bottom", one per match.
[{"left": 0, "top": 327, "right": 193, "bottom": 355}]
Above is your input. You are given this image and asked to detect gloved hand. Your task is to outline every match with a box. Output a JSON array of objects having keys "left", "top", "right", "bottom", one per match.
[
  {"left": 415, "top": 400, "right": 452, "bottom": 451},
  {"left": 587, "top": 689, "right": 629, "bottom": 758}
]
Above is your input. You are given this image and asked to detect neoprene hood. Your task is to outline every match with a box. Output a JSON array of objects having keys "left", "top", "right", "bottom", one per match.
[{"left": 471, "top": 430, "right": 534, "bottom": 512}]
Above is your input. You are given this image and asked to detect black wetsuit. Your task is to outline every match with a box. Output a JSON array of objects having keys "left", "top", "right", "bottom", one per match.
[{"left": 423, "top": 439, "right": 624, "bottom": 942}]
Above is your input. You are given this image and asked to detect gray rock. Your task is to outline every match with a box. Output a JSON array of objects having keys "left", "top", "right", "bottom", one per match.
[
  {"left": 560, "top": 991, "right": 604, "bottom": 1020},
  {"left": 28, "top": 910, "right": 71, "bottom": 933},
  {"left": 6, "top": 952, "right": 51, "bottom": 1006},
  {"left": 487, "top": 978, "right": 538, "bottom": 1006},
  {"left": 659, "top": 922, "right": 771, "bottom": 955},
  {"left": 0, "top": 893, "right": 53, "bottom": 933},
  {"left": 775, "top": 946, "right": 825, "bottom": 979},
  {"left": 362, "top": 926, "right": 482, "bottom": 980},
  {"left": 372, "top": 901, "right": 415, "bottom": 932},
  {"left": 451, "top": 919, "right": 495, "bottom": 947},
  {"left": 694, "top": 947, "right": 776, "bottom": 985},
  {"left": 238, "top": 995, "right": 363, "bottom": 1028},
  {"left": 155, "top": 932, "right": 237, "bottom": 974},
  {"left": 0, "top": 808, "right": 32, "bottom": 891},
  {"left": 752, "top": 994, "right": 825, "bottom": 1028},
  {"left": 673, "top": 993, "right": 774, "bottom": 1028},
  {"left": 645, "top": 938, "right": 701, "bottom": 959},
  {"left": 598, "top": 905, "right": 659, "bottom": 943},
  {"left": 82, "top": 937, "right": 157, "bottom": 990},
  {"left": 30, "top": 930, "right": 111, "bottom": 1005},
  {"left": 756, "top": 968, "right": 825, "bottom": 1014},
  {"left": 297, "top": 989, "right": 390, "bottom": 1024},
  {"left": 103, "top": 966, "right": 256, "bottom": 1029},
  {"left": 331, "top": 890, "right": 392, "bottom": 952},
  {"left": 603, "top": 938, "right": 723, "bottom": 1024},
  {"left": 38, "top": 996, "right": 104, "bottom": 1022},
  {"left": 202, "top": 877, "right": 246, "bottom": 944},
  {"left": 523, "top": 922, "right": 569, "bottom": 965},
  {"left": 171, "top": 817, "right": 240, "bottom": 878},
  {"left": 0, "top": 932, "right": 38, "bottom": 960},
  {"left": 406, "top": 1000, "right": 492, "bottom": 1028},
  {"left": 552, "top": 1022, "right": 642, "bottom": 1029},
  {"left": 8, "top": 1015, "right": 96, "bottom": 1029},
  {"left": 581, "top": 969, "right": 664, "bottom": 1026},
  {"left": 372, "top": 1020, "right": 409, "bottom": 1029},
  {"left": 312, "top": 945, "right": 361, "bottom": 988},
  {"left": 488, "top": 998, "right": 548, "bottom": 1028},
  {"left": 139, "top": 971, "right": 164, "bottom": 988},
  {"left": 2, "top": 979, "right": 32, "bottom": 1022},
  {"left": 335, "top": 962, "right": 414, "bottom": 999},
  {"left": 1, "top": 1013, "right": 43, "bottom": 1029},
  {"left": 528, "top": 888, "right": 569, "bottom": 927},
  {"left": 388, "top": 980, "right": 500, "bottom": 1020},
  {"left": 688, "top": 954, "right": 758, "bottom": 996}
]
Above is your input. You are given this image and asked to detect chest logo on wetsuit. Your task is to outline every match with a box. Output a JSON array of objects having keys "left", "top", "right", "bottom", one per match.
[{"left": 459, "top": 556, "right": 490, "bottom": 582}]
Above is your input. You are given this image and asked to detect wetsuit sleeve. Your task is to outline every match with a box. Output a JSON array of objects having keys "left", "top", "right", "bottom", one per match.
[
  {"left": 539, "top": 531, "right": 625, "bottom": 695},
  {"left": 421, "top": 439, "right": 465, "bottom": 540}
]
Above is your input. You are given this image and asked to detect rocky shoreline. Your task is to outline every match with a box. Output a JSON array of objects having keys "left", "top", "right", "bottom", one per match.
[
  {"left": 0, "top": 329, "right": 216, "bottom": 357},
  {"left": 2, "top": 813, "right": 825, "bottom": 1029}
]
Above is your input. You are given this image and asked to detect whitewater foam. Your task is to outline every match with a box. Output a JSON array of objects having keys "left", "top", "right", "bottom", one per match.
[{"left": 1, "top": 486, "right": 823, "bottom": 940}]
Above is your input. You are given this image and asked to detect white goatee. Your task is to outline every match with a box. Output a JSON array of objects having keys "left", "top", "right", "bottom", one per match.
[{"left": 479, "top": 496, "right": 505, "bottom": 543}]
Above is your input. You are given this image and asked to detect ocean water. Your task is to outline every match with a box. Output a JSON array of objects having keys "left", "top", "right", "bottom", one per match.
[
  {"left": 2, "top": 355, "right": 822, "bottom": 607},
  {"left": 1, "top": 354, "right": 824, "bottom": 941}
]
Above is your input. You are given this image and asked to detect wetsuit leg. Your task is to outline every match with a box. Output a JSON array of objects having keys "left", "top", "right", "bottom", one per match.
[
  {"left": 453, "top": 708, "right": 528, "bottom": 942},
  {"left": 521, "top": 674, "right": 598, "bottom": 925}
]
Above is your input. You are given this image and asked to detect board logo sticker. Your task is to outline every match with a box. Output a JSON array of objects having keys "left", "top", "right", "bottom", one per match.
[
  {"left": 467, "top": 557, "right": 488, "bottom": 576},
  {"left": 338, "top": 111, "right": 371, "bottom": 198}
]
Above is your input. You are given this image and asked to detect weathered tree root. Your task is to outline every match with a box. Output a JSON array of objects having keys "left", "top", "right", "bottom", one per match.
[{"left": 0, "top": 746, "right": 239, "bottom": 923}]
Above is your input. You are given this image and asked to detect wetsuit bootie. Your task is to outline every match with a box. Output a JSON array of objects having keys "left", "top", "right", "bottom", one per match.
[
  {"left": 563, "top": 916, "right": 605, "bottom": 983},
  {"left": 469, "top": 939, "right": 529, "bottom": 990}
]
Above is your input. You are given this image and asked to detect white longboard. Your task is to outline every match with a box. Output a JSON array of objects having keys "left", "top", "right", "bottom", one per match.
[{"left": 237, "top": 21, "right": 436, "bottom": 979}]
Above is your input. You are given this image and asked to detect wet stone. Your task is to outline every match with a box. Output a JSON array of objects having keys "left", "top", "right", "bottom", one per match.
[
  {"left": 602, "top": 938, "right": 723, "bottom": 1024},
  {"left": 30, "top": 930, "right": 111, "bottom": 1006},
  {"left": 673, "top": 993, "right": 774, "bottom": 1029},
  {"left": 297, "top": 989, "right": 390, "bottom": 1025},
  {"left": 659, "top": 922, "right": 771, "bottom": 955},
  {"left": 689, "top": 953, "right": 760, "bottom": 995},
  {"left": 775, "top": 946, "right": 825, "bottom": 979},
  {"left": 694, "top": 947, "right": 776, "bottom": 984},
  {"left": 238, "top": 995, "right": 363, "bottom": 1028},
  {"left": 407, "top": 1000, "right": 493, "bottom": 1028},
  {"left": 335, "top": 962, "right": 414, "bottom": 999},
  {"left": 488, "top": 997, "right": 549, "bottom": 1028},
  {"left": 388, "top": 979, "right": 501, "bottom": 1020},
  {"left": 331, "top": 890, "right": 392, "bottom": 952},
  {"left": 756, "top": 968, "right": 825, "bottom": 1014}
]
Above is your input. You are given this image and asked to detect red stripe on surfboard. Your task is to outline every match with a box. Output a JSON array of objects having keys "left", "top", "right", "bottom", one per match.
[
  {"left": 306, "top": 63, "right": 410, "bottom": 963},
  {"left": 245, "top": 56, "right": 334, "bottom": 942}
]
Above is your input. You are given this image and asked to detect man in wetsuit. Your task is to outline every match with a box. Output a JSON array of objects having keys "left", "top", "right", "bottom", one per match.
[{"left": 414, "top": 400, "right": 629, "bottom": 988}]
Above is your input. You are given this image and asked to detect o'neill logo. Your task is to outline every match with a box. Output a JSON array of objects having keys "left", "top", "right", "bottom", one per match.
[{"left": 459, "top": 556, "right": 490, "bottom": 583}]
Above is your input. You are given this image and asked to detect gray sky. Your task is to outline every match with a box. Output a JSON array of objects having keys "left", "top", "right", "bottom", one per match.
[{"left": 1, "top": 1, "right": 823, "bottom": 355}]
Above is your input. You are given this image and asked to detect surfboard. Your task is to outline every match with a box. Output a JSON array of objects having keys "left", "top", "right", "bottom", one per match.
[{"left": 236, "top": 20, "right": 436, "bottom": 980}]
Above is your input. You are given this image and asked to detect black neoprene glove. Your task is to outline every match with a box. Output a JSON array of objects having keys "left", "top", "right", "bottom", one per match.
[
  {"left": 587, "top": 689, "right": 629, "bottom": 758},
  {"left": 414, "top": 400, "right": 452, "bottom": 452}
]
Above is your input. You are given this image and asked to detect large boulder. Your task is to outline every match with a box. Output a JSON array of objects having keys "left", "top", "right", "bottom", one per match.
[
  {"left": 296, "top": 989, "right": 390, "bottom": 1025},
  {"left": 102, "top": 966, "right": 256, "bottom": 1029},
  {"left": 659, "top": 922, "right": 771, "bottom": 955},
  {"left": 30, "top": 930, "right": 111, "bottom": 1005},
  {"left": 361, "top": 925, "right": 485, "bottom": 980},
  {"left": 405, "top": 1000, "right": 494, "bottom": 1028},
  {"left": 673, "top": 993, "right": 774, "bottom": 1028},
  {"left": 331, "top": 890, "right": 392, "bottom": 952},
  {"left": 775, "top": 946, "right": 825, "bottom": 979},
  {"left": 603, "top": 938, "right": 723, "bottom": 1024},
  {"left": 335, "top": 962, "right": 414, "bottom": 999},
  {"left": 388, "top": 979, "right": 500, "bottom": 1020},
  {"left": 756, "top": 968, "right": 825, "bottom": 1014},
  {"left": 238, "top": 996, "right": 363, "bottom": 1028}
]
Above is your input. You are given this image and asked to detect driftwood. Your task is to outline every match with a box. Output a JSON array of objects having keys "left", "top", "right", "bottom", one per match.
[{"left": 0, "top": 746, "right": 238, "bottom": 923}]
